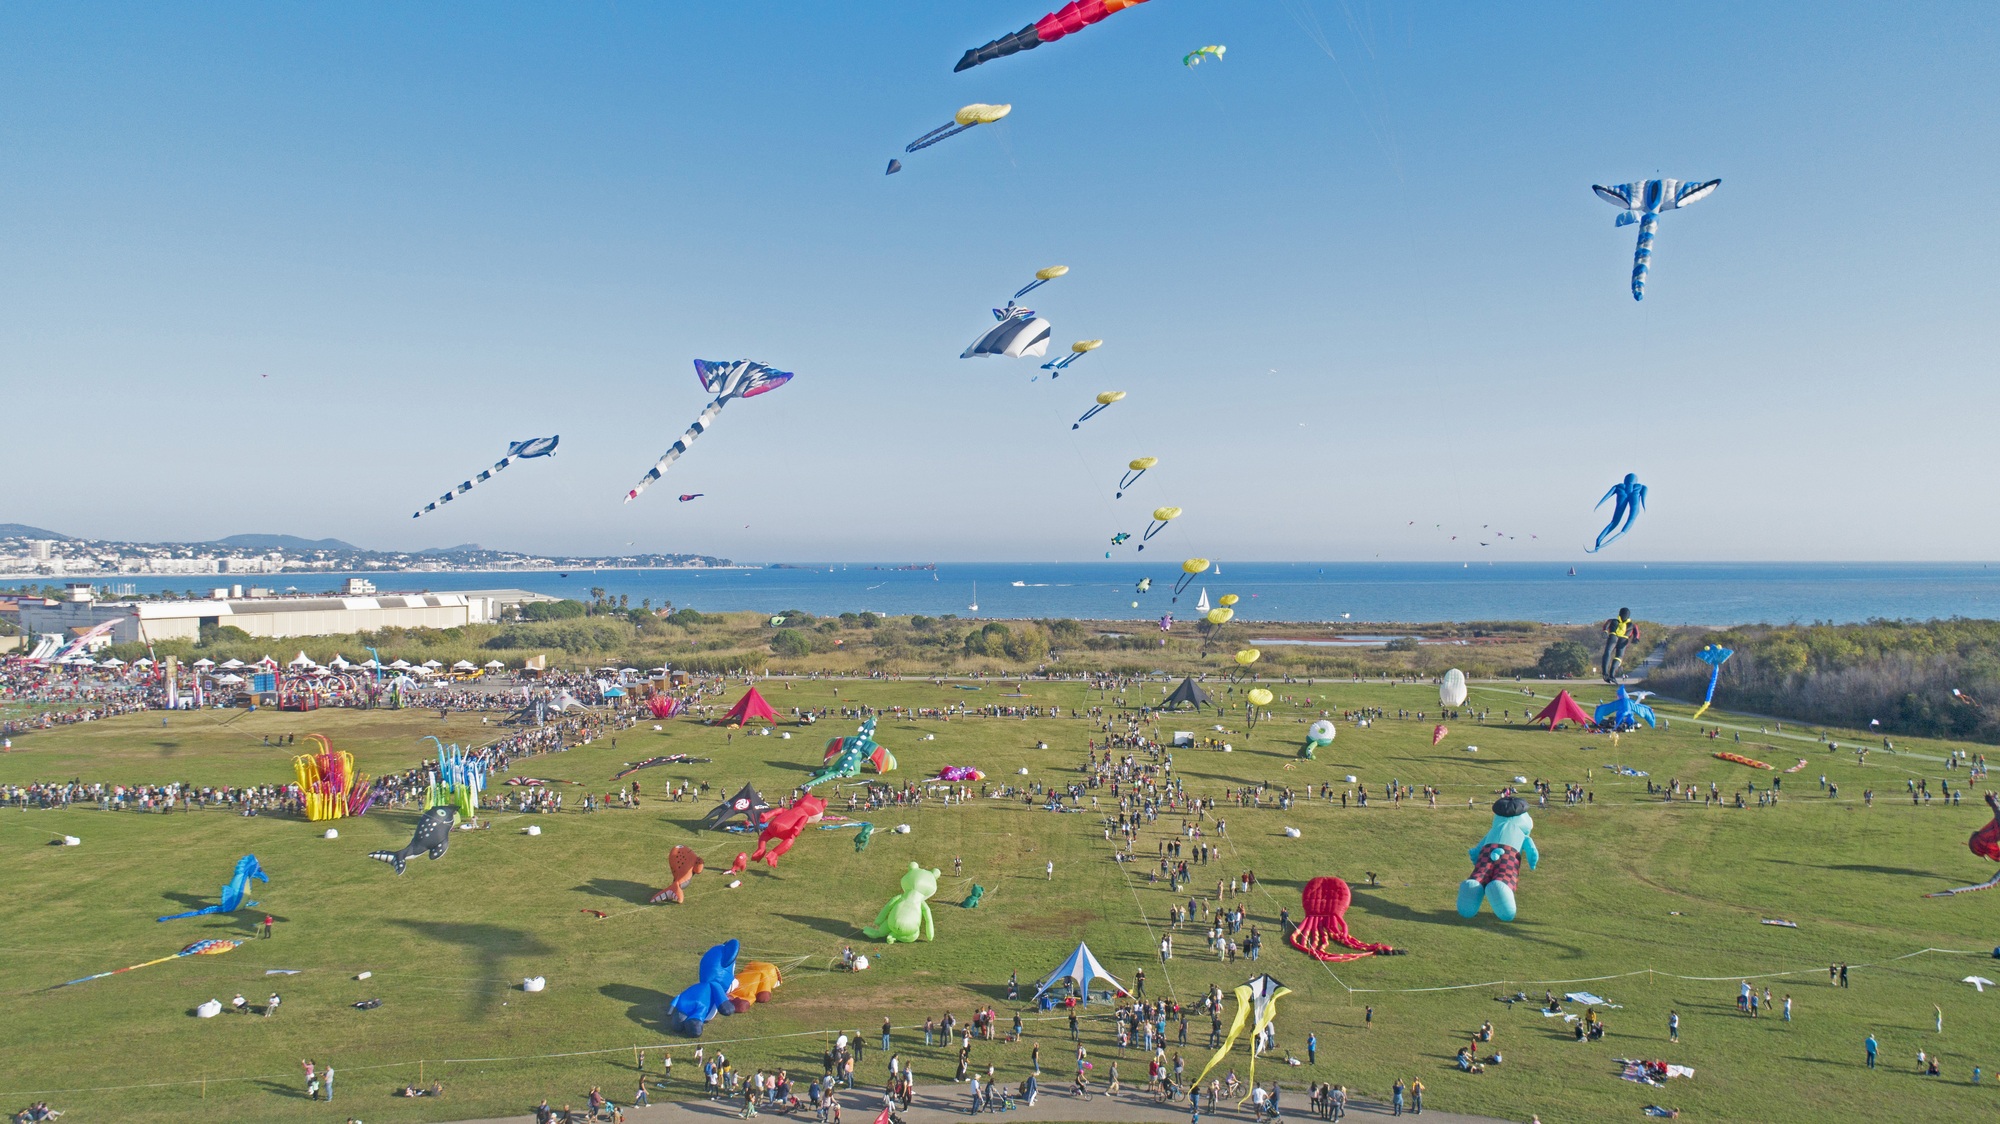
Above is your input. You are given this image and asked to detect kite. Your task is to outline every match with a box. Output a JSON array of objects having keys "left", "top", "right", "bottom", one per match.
[
  {"left": 653, "top": 844, "right": 707, "bottom": 903},
  {"left": 1040, "top": 339, "right": 1102, "bottom": 375},
  {"left": 293, "top": 734, "right": 372, "bottom": 821},
  {"left": 884, "top": 158, "right": 902, "bottom": 175},
  {"left": 954, "top": 0, "right": 1153, "bottom": 71},
  {"left": 421, "top": 738, "right": 487, "bottom": 822},
  {"left": 862, "top": 862, "right": 940, "bottom": 943},
  {"left": 1110, "top": 533, "right": 1132, "bottom": 547},
  {"left": 1288, "top": 876, "right": 1401, "bottom": 962},
  {"left": 1301, "top": 719, "right": 1335, "bottom": 759},
  {"left": 1690, "top": 644, "right": 1735, "bottom": 720},
  {"left": 1183, "top": 44, "right": 1225, "bottom": 66},
  {"left": 55, "top": 938, "right": 240, "bottom": 989},
  {"left": 1072, "top": 390, "right": 1125, "bottom": 428},
  {"left": 157, "top": 855, "right": 267, "bottom": 922},
  {"left": 1234, "top": 648, "right": 1259, "bottom": 667},
  {"left": 1193, "top": 973, "right": 1291, "bottom": 1099},
  {"left": 1013, "top": 264, "right": 1069, "bottom": 300},
  {"left": 625, "top": 360, "right": 794, "bottom": 503},
  {"left": 936, "top": 766, "right": 986, "bottom": 782},
  {"left": 412, "top": 436, "right": 559, "bottom": 518},
  {"left": 1457, "top": 795, "right": 1539, "bottom": 922},
  {"left": 702, "top": 783, "right": 773, "bottom": 830},
  {"left": 1173, "top": 558, "right": 1210, "bottom": 599},
  {"left": 613, "top": 753, "right": 710, "bottom": 780},
  {"left": 805, "top": 717, "right": 897, "bottom": 788},
  {"left": 728, "top": 961, "right": 782, "bottom": 1010},
  {"left": 1159, "top": 613, "right": 1174, "bottom": 631},
  {"left": 1954, "top": 689, "right": 1980, "bottom": 707},
  {"left": 1714, "top": 751, "right": 1772, "bottom": 769},
  {"left": 1432, "top": 724, "right": 1449, "bottom": 746},
  {"left": 645, "top": 696, "right": 685, "bottom": 719},
  {"left": 678, "top": 494, "right": 704, "bottom": 503},
  {"left": 668, "top": 939, "right": 740, "bottom": 1036},
  {"left": 1600, "top": 608, "right": 1641, "bottom": 680},
  {"left": 1244, "top": 687, "right": 1272, "bottom": 729},
  {"left": 905, "top": 103, "right": 1012, "bottom": 153},
  {"left": 853, "top": 822, "right": 876, "bottom": 852},
  {"left": 1926, "top": 792, "right": 2000, "bottom": 897},
  {"left": 1440, "top": 668, "right": 1468, "bottom": 708},
  {"left": 1592, "top": 178, "right": 1721, "bottom": 300},
  {"left": 1136, "top": 506, "right": 1179, "bottom": 551},
  {"left": 368, "top": 806, "right": 457, "bottom": 874},
  {"left": 1117, "top": 456, "right": 1155, "bottom": 497},
  {"left": 749, "top": 794, "right": 828, "bottom": 867},
  {"left": 1135, "top": 577, "right": 1151, "bottom": 594},
  {"left": 1589, "top": 474, "right": 1647, "bottom": 553},
  {"left": 961, "top": 885, "right": 986, "bottom": 908},
  {"left": 1595, "top": 685, "right": 1657, "bottom": 730},
  {"left": 965, "top": 305, "right": 1053, "bottom": 359}
]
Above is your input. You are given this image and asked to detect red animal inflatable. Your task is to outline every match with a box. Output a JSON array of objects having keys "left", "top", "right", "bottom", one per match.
[
  {"left": 749, "top": 795, "right": 828, "bottom": 867},
  {"left": 1288, "top": 876, "right": 1402, "bottom": 962}
]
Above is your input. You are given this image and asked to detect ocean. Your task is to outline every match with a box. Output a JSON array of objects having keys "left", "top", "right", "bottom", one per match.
[{"left": 85, "top": 562, "right": 2000, "bottom": 626}]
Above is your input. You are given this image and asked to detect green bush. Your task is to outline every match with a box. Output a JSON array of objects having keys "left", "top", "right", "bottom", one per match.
[
  {"left": 1536, "top": 640, "right": 1595, "bottom": 678},
  {"left": 771, "top": 629, "right": 812, "bottom": 657},
  {"left": 520, "top": 599, "right": 587, "bottom": 621}
]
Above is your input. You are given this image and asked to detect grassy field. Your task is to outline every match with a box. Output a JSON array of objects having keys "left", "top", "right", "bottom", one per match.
[{"left": 1, "top": 677, "right": 1997, "bottom": 1123}]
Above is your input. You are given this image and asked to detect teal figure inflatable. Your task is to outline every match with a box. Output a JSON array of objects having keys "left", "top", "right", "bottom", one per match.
[
  {"left": 1457, "top": 796, "right": 1539, "bottom": 922},
  {"left": 862, "top": 862, "right": 939, "bottom": 943},
  {"left": 853, "top": 822, "right": 875, "bottom": 853},
  {"left": 158, "top": 854, "right": 267, "bottom": 922},
  {"left": 961, "top": 885, "right": 985, "bottom": 909},
  {"left": 1302, "top": 720, "right": 1335, "bottom": 760},
  {"left": 668, "top": 939, "right": 740, "bottom": 1036}
]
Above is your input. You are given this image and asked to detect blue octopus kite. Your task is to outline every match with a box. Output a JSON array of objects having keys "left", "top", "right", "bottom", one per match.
[{"left": 1588, "top": 473, "right": 1647, "bottom": 553}]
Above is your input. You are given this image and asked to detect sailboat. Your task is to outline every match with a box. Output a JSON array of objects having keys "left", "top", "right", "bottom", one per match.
[
  {"left": 969, "top": 582, "right": 978, "bottom": 612},
  {"left": 1195, "top": 588, "right": 1211, "bottom": 613}
]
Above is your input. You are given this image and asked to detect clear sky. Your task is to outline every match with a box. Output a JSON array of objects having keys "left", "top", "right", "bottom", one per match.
[{"left": 3, "top": 2, "right": 1996, "bottom": 562}]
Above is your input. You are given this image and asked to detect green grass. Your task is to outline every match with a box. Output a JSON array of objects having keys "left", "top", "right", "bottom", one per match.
[{"left": 1, "top": 679, "right": 1996, "bottom": 1123}]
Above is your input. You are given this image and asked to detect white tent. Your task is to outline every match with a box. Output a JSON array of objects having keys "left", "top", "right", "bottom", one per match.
[
  {"left": 133, "top": 657, "right": 154, "bottom": 667},
  {"left": 100, "top": 657, "right": 126, "bottom": 667},
  {"left": 360, "top": 658, "right": 382, "bottom": 669},
  {"left": 256, "top": 656, "right": 278, "bottom": 668},
  {"left": 1033, "top": 941, "right": 1126, "bottom": 1005},
  {"left": 483, "top": 659, "right": 506, "bottom": 669},
  {"left": 421, "top": 659, "right": 443, "bottom": 669},
  {"left": 288, "top": 651, "right": 316, "bottom": 668},
  {"left": 452, "top": 659, "right": 477, "bottom": 670},
  {"left": 215, "top": 674, "right": 246, "bottom": 685},
  {"left": 220, "top": 659, "right": 245, "bottom": 669},
  {"left": 388, "top": 660, "right": 412, "bottom": 670},
  {"left": 328, "top": 654, "right": 351, "bottom": 669},
  {"left": 193, "top": 658, "right": 216, "bottom": 668}
]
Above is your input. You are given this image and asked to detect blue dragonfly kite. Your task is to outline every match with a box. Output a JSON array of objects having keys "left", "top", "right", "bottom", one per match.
[{"left": 1592, "top": 178, "right": 1720, "bottom": 300}]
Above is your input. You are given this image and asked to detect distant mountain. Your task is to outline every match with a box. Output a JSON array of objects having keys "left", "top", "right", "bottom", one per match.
[
  {"left": 0, "top": 523, "right": 71, "bottom": 540},
  {"left": 416, "top": 544, "right": 483, "bottom": 555},
  {"left": 207, "top": 533, "right": 360, "bottom": 552}
]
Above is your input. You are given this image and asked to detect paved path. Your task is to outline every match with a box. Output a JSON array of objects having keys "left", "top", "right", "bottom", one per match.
[{"left": 444, "top": 1086, "right": 1512, "bottom": 1124}]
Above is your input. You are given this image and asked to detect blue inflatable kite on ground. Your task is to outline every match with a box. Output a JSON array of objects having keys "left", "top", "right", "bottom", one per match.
[
  {"left": 1594, "top": 685, "right": 1657, "bottom": 731},
  {"left": 158, "top": 855, "right": 267, "bottom": 922},
  {"left": 1691, "top": 644, "right": 1734, "bottom": 720},
  {"left": 668, "top": 939, "right": 740, "bottom": 1037},
  {"left": 1457, "top": 796, "right": 1539, "bottom": 922},
  {"left": 1589, "top": 473, "right": 1647, "bottom": 553}
]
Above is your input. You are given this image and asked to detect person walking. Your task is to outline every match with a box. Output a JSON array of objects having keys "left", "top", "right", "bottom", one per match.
[
  {"left": 1865, "top": 1034, "right": 1878, "bottom": 1069},
  {"left": 967, "top": 1073, "right": 982, "bottom": 1114},
  {"left": 1668, "top": 1011, "right": 1679, "bottom": 1042}
]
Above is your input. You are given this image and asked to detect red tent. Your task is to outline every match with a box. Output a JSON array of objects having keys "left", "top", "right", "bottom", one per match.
[
  {"left": 720, "top": 686, "right": 778, "bottom": 726},
  {"left": 1529, "top": 690, "right": 1594, "bottom": 730}
]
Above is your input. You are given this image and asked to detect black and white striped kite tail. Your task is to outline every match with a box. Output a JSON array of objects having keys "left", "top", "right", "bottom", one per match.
[
  {"left": 625, "top": 396, "right": 728, "bottom": 503},
  {"left": 413, "top": 456, "right": 517, "bottom": 519}
]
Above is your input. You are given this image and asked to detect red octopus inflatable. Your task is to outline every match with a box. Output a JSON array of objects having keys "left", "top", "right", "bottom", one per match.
[{"left": 1288, "top": 876, "right": 1402, "bottom": 962}]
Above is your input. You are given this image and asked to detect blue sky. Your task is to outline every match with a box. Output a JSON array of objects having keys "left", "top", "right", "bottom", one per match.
[{"left": 3, "top": 2, "right": 1996, "bottom": 562}]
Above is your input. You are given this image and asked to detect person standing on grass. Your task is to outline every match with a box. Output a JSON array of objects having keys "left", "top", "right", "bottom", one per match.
[
  {"left": 1390, "top": 1078, "right": 1404, "bottom": 1116},
  {"left": 1409, "top": 1078, "right": 1422, "bottom": 1114},
  {"left": 882, "top": 1017, "right": 893, "bottom": 1053},
  {"left": 262, "top": 914, "right": 275, "bottom": 939},
  {"left": 323, "top": 1065, "right": 334, "bottom": 1102},
  {"left": 1307, "top": 1032, "right": 1316, "bottom": 1064},
  {"left": 1865, "top": 1034, "right": 1877, "bottom": 1068},
  {"left": 1047, "top": 861, "right": 1055, "bottom": 880},
  {"left": 1784, "top": 995, "right": 1792, "bottom": 1022},
  {"left": 1364, "top": 1006, "right": 1373, "bottom": 1030},
  {"left": 1668, "top": 1011, "right": 1680, "bottom": 1042}
]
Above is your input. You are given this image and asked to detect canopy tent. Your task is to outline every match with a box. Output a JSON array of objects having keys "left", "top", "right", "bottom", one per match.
[
  {"left": 1033, "top": 941, "right": 1126, "bottom": 1005},
  {"left": 720, "top": 686, "right": 779, "bottom": 726},
  {"left": 219, "top": 659, "right": 245, "bottom": 669},
  {"left": 452, "top": 660, "right": 477, "bottom": 670},
  {"left": 421, "top": 659, "right": 444, "bottom": 669},
  {"left": 214, "top": 674, "right": 246, "bottom": 685},
  {"left": 288, "top": 651, "right": 317, "bottom": 668},
  {"left": 193, "top": 658, "right": 216, "bottom": 668},
  {"left": 328, "top": 655, "right": 351, "bottom": 669},
  {"left": 132, "top": 657, "right": 153, "bottom": 667},
  {"left": 99, "top": 657, "right": 126, "bottom": 667},
  {"left": 1161, "top": 678, "right": 1214, "bottom": 712},
  {"left": 388, "top": 660, "right": 412, "bottom": 670},
  {"left": 483, "top": 660, "right": 507, "bottom": 669},
  {"left": 1529, "top": 690, "right": 1595, "bottom": 730}
]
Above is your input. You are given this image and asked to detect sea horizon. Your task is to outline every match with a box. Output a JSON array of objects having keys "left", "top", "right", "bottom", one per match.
[{"left": 41, "top": 560, "right": 2000, "bottom": 627}]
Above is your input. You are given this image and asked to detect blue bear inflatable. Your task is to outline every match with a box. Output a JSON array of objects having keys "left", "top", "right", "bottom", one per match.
[{"left": 668, "top": 939, "right": 739, "bottom": 1036}]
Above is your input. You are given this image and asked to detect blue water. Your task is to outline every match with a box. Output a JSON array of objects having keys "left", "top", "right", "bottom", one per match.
[{"left": 92, "top": 562, "right": 2000, "bottom": 625}]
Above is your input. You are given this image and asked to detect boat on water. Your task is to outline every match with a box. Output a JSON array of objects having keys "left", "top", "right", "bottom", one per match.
[{"left": 969, "top": 582, "right": 978, "bottom": 612}]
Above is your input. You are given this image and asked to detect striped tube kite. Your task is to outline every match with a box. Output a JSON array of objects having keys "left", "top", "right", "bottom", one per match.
[
  {"left": 1192, "top": 974, "right": 1291, "bottom": 1100},
  {"left": 56, "top": 938, "right": 240, "bottom": 988},
  {"left": 422, "top": 736, "right": 487, "bottom": 822},
  {"left": 906, "top": 103, "right": 1013, "bottom": 154},
  {"left": 954, "top": 0, "right": 1152, "bottom": 72},
  {"left": 1073, "top": 390, "right": 1125, "bottom": 428},
  {"left": 293, "top": 733, "right": 372, "bottom": 821},
  {"left": 625, "top": 360, "right": 794, "bottom": 503},
  {"left": 1040, "top": 339, "right": 1101, "bottom": 376},
  {"left": 1592, "top": 178, "right": 1720, "bottom": 300},
  {"left": 413, "top": 436, "right": 558, "bottom": 518}
]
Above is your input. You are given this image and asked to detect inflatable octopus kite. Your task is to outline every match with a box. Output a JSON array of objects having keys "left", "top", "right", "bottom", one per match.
[{"left": 1287, "top": 876, "right": 1402, "bottom": 962}]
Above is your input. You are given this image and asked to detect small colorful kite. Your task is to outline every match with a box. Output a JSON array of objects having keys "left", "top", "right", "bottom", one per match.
[
  {"left": 1183, "top": 45, "right": 1225, "bottom": 66},
  {"left": 413, "top": 436, "right": 558, "bottom": 518},
  {"left": 906, "top": 103, "right": 1012, "bottom": 154},
  {"left": 56, "top": 939, "right": 240, "bottom": 989},
  {"left": 955, "top": 0, "right": 1153, "bottom": 71},
  {"left": 1073, "top": 390, "right": 1125, "bottom": 429},
  {"left": 1040, "top": 339, "right": 1102, "bottom": 375},
  {"left": 1690, "top": 644, "right": 1735, "bottom": 720},
  {"left": 678, "top": 493, "right": 704, "bottom": 502}
]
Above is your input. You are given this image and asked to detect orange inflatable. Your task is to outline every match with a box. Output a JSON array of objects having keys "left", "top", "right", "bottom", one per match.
[
  {"left": 727, "top": 960, "right": 782, "bottom": 1011},
  {"left": 651, "top": 844, "right": 706, "bottom": 904},
  {"left": 1713, "top": 752, "right": 1772, "bottom": 770}
]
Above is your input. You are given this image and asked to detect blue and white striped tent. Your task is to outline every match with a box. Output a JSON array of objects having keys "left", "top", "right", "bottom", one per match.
[{"left": 1033, "top": 941, "right": 1126, "bottom": 1004}]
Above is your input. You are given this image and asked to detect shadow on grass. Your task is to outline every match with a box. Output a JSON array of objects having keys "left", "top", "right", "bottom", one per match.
[
  {"left": 387, "top": 920, "right": 553, "bottom": 1019},
  {"left": 1351, "top": 891, "right": 1588, "bottom": 957},
  {"left": 777, "top": 913, "right": 859, "bottom": 939},
  {"left": 763, "top": 758, "right": 814, "bottom": 774},
  {"left": 579, "top": 879, "right": 659, "bottom": 904},
  {"left": 601, "top": 982, "right": 675, "bottom": 1034},
  {"left": 1767, "top": 859, "right": 1950, "bottom": 879}
]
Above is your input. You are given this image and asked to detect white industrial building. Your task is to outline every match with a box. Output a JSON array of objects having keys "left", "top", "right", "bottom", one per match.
[{"left": 16, "top": 587, "right": 553, "bottom": 643}]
